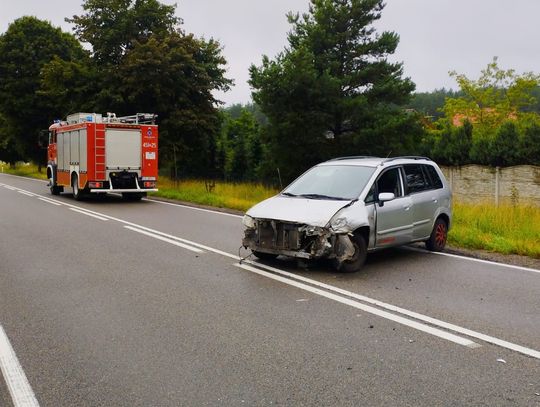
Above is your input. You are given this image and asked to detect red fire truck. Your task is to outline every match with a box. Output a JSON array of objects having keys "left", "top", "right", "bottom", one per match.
[{"left": 46, "top": 112, "right": 158, "bottom": 200}]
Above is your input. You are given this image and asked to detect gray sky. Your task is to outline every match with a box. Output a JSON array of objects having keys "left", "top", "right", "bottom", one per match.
[{"left": 2, "top": 0, "right": 540, "bottom": 105}]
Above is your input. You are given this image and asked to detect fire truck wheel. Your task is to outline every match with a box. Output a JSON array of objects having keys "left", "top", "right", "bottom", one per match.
[
  {"left": 72, "top": 174, "right": 85, "bottom": 201},
  {"left": 49, "top": 177, "right": 62, "bottom": 195}
]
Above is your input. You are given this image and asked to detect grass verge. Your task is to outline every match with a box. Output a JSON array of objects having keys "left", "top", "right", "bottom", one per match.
[
  {"left": 449, "top": 202, "right": 540, "bottom": 258},
  {"left": 1, "top": 162, "right": 47, "bottom": 180},
  {"left": 3, "top": 162, "right": 538, "bottom": 258},
  {"left": 150, "top": 177, "right": 278, "bottom": 213}
]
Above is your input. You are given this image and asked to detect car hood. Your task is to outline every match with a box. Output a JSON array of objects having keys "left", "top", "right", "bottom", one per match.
[{"left": 246, "top": 195, "right": 352, "bottom": 227}]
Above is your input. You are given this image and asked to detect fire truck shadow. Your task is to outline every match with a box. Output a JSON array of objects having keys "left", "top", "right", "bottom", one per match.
[{"left": 69, "top": 193, "right": 150, "bottom": 204}]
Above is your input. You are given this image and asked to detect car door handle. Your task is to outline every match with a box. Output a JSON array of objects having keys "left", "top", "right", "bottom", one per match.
[
  {"left": 403, "top": 205, "right": 411, "bottom": 211},
  {"left": 432, "top": 198, "right": 438, "bottom": 203}
]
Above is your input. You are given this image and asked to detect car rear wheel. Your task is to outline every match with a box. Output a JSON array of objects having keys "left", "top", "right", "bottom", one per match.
[
  {"left": 72, "top": 174, "right": 84, "bottom": 201},
  {"left": 334, "top": 234, "right": 367, "bottom": 273},
  {"left": 426, "top": 218, "right": 448, "bottom": 252}
]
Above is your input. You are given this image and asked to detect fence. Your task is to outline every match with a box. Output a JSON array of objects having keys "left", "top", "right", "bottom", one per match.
[{"left": 440, "top": 165, "right": 540, "bottom": 206}]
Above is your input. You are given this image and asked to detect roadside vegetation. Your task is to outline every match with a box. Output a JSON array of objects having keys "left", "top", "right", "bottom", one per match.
[
  {"left": 0, "top": 162, "right": 47, "bottom": 180},
  {"left": 3, "top": 162, "right": 538, "bottom": 259},
  {"left": 151, "top": 177, "right": 277, "bottom": 212},
  {"left": 449, "top": 202, "right": 540, "bottom": 258}
]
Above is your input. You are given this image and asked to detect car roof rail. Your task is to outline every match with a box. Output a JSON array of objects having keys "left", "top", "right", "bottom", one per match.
[
  {"left": 327, "top": 156, "right": 379, "bottom": 161},
  {"left": 382, "top": 156, "right": 432, "bottom": 163}
]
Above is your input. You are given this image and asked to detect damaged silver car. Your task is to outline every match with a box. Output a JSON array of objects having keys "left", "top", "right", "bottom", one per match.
[{"left": 242, "top": 156, "right": 452, "bottom": 272}]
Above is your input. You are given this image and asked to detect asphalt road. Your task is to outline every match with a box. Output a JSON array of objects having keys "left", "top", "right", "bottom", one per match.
[{"left": 0, "top": 173, "right": 539, "bottom": 407}]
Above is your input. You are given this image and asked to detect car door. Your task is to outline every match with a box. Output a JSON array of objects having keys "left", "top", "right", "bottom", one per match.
[
  {"left": 370, "top": 167, "right": 414, "bottom": 247},
  {"left": 403, "top": 164, "right": 438, "bottom": 240}
]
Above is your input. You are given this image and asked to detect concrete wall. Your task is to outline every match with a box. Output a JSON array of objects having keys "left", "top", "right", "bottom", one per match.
[{"left": 440, "top": 165, "right": 540, "bottom": 206}]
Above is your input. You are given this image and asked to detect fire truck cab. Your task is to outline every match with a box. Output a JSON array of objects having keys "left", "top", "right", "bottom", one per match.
[{"left": 47, "top": 112, "right": 158, "bottom": 200}]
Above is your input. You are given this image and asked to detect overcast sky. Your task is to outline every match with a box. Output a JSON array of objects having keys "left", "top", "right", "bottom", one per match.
[{"left": 2, "top": 0, "right": 540, "bottom": 105}]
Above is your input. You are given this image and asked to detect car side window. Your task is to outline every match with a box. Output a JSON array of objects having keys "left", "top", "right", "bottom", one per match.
[
  {"left": 403, "top": 164, "right": 428, "bottom": 194},
  {"left": 365, "top": 183, "right": 376, "bottom": 204},
  {"left": 423, "top": 165, "right": 443, "bottom": 189},
  {"left": 365, "top": 167, "right": 402, "bottom": 204},
  {"left": 377, "top": 168, "right": 402, "bottom": 197}
]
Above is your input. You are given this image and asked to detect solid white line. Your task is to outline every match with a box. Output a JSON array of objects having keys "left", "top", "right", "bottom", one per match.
[
  {"left": 144, "top": 198, "right": 243, "bottom": 218},
  {"left": 17, "top": 191, "right": 35, "bottom": 197},
  {"left": 38, "top": 198, "right": 62, "bottom": 206},
  {"left": 0, "top": 325, "right": 40, "bottom": 407},
  {"left": 69, "top": 208, "right": 108, "bottom": 221},
  {"left": 235, "top": 263, "right": 478, "bottom": 348},
  {"left": 124, "top": 226, "right": 204, "bottom": 253},
  {"left": 406, "top": 246, "right": 540, "bottom": 274},
  {"left": 242, "top": 259, "right": 540, "bottom": 360}
]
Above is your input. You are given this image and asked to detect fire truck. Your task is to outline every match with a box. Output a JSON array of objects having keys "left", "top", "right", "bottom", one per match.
[{"left": 46, "top": 112, "right": 158, "bottom": 200}]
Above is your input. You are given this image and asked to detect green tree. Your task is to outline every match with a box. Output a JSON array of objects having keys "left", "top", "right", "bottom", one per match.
[
  {"left": 444, "top": 57, "right": 540, "bottom": 136},
  {"left": 519, "top": 123, "right": 540, "bottom": 165},
  {"left": 250, "top": 0, "right": 417, "bottom": 182},
  {"left": 0, "top": 17, "right": 86, "bottom": 167},
  {"left": 69, "top": 0, "right": 232, "bottom": 176},
  {"left": 67, "top": 0, "right": 180, "bottom": 65},
  {"left": 219, "top": 109, "right": 262, "bottom": 181}
]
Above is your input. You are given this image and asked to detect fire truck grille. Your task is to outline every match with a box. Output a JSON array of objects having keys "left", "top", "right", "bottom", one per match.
[{"left": 110, "top": 172, "right": 138, "bottom": 189}]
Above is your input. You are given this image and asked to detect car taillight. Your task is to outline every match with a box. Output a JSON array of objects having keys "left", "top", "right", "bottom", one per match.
[
  {"left": 89, "top": 182, "right": 103, "bottom": 188},
  {"left": 143, "top": 181, "right": 156, "bottom": 188}
]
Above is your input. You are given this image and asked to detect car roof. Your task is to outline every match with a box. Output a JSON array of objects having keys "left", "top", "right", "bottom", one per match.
[{"left": 319, "top": 156, "right": 434, "bottom": 168}]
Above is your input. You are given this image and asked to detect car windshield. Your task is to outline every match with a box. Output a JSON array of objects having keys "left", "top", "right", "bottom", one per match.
[{"left": 282, "top": 165, "right": 376, "bottom": 200}]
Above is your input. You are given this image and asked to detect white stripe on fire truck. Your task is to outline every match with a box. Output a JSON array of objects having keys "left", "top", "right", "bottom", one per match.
[{"left": 124, "top": 226, "right": 204, "bottom": 253}]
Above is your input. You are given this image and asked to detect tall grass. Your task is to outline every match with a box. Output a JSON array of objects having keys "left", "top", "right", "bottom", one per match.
[
  {"left": 449, "top": 202, "right": 540, "bottom": 258},
  {"left": 1, "top": 162, "right": 47, "bottom": 180},
  {"left": 152, "top": 178, "right": 278, "bottom": 212}
]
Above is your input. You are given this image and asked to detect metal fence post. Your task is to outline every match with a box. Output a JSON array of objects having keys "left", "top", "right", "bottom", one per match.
[{"left": 495, "top": 166, "right": 500, "bottom": 206}]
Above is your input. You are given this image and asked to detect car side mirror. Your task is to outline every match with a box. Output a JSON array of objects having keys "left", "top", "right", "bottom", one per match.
[{"left": 378, "top": 192, "right": 395, "bottom": 207}]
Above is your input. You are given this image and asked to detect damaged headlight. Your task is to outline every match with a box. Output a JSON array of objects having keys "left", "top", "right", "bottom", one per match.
[
  {"left": 242, "top": 215, "right": 256, "bottom": 229},
  {"left": 329, "top": 216, "right": 347, "bottom": 230}
]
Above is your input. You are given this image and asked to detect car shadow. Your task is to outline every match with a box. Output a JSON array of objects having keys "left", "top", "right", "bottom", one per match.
[{"left": 252, "top": 246, "right": 427, "bottom": 280}]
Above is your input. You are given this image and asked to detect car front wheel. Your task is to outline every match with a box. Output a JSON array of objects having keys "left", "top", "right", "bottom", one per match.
[{"left": 334, "top": 234, "right": 367, "bottom": 273}]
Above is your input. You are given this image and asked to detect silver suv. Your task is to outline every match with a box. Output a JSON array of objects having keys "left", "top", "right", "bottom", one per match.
[{"left": 242, "top": 156, "right": 452, "bottom": 272}]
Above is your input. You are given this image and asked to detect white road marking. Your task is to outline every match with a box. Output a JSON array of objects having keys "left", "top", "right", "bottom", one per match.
[
  {"left": 0, "top": 325, "right": 40, "bottom": 407},
  {"left": 241, "top": 259, "right": 540, "bottom": 360},
  {"left": 3, "top": 185, "right": 17, "bottom": 191},
  {"left": 124, "top": 226, "right": 204, "bottom": 253},
  {"left": 406, "top": 246, "right": 540, "bottom": 274},
  {"left": 38, "top": 198, "right": 62, "bottom": 206},
  {"left": 2, "top": 176, "right": 540, "bottom": 358},
  {"left": 69, "top": 208, "right": 108, "bottom": 221},
  {"left": 17, "top": 191, "right": 35, "bottom": 197},
  {"left": 235, "top": 263, "right": 479, "bottom": 348}
]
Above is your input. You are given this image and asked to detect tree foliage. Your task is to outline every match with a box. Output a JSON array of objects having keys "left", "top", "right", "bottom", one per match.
[
  {"left": 64, "top": 0, "right": 232, "bottom": 176},
  {"left": 250, "top": 0, "right": 418, "bottom": 182},
  {"left": 0, "top": 17, "right": 86, "bottom": 166},
  {"left": 444, "top": 57, "right": 540, "bottom": 135}
]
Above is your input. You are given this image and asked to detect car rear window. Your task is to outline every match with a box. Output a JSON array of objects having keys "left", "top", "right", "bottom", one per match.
[
  {"left": 403, "top": 164, "right": 428, "bottom": 193},
  {"left": 423, "top": 165, "right": 444, "bottom": 189}
]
